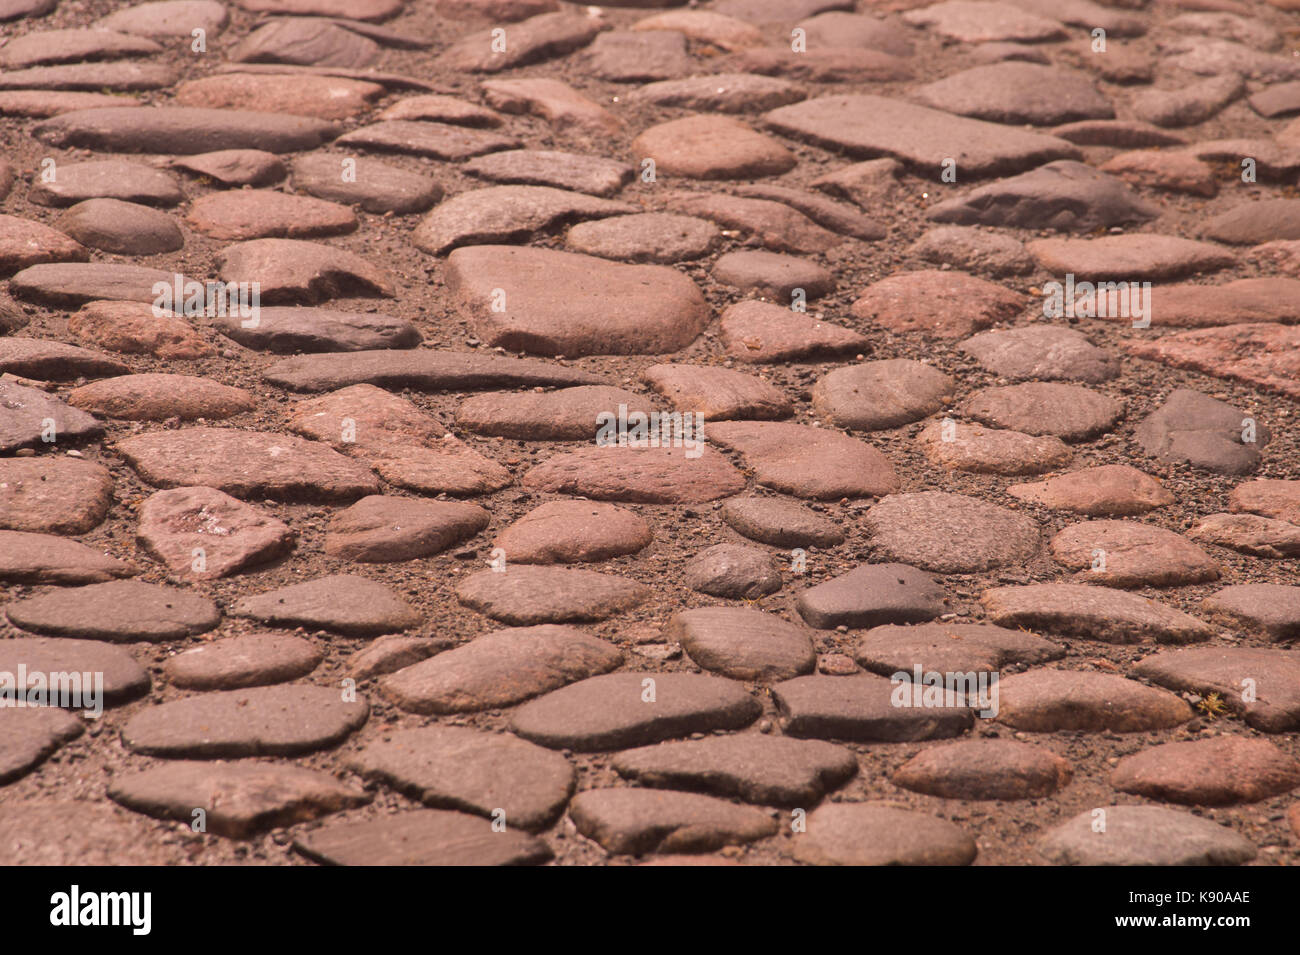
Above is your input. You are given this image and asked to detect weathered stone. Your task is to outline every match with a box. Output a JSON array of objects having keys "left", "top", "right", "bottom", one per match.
[
  {"left": 630, "top": 73, "right": 804, "bottom": 113},
  {"left": 1050, "top": 520, "right": 1220, "bottom": 588},
  {"left": 855, "top": 622, "right": 1064, "bottom": 677},
  {"left": 915, "top": 64, "right": 1112, "bottom": 125},
  {"left": 1038, "top": 805, "right": 1255, "bottom": 866},
  {"left": 1188, "top": 513, "right": 1300, "bottom": 558},
  {"left": 68, "top": 374, "right": 254, "bottom": 421},
  {"left": 172, "top": 149, "right": 286, "bottom": 187},
  {"left": 494, "top": 501, "right": 651, "bottom": 564},
  {"left": 1203, "top": 584, "right": 1300, "bottom": 641},
  {"left": 265, "top": 349, "right": 604, "bottom": 393},
  {"left": 122, "top": 685, "right": 368, "bottom": 758},
  {"left": 68, "top": 300, "right": 213, "bottom": 360},
  {"left": 665, "top": 192, "right": 839, "bottom": 254},
  {"left": 644, "top": 363, "right": 790, "bottom": 421},
  {"left": 347, "top": 634, "right": 451, "bottom": 680},
  {"left": 0, "top": 708, "right": 83, "bottom": 785},
  {"left": 721, "top": 497, "right": 845, "bottom": 549},
  {"left": 918, "top": 420, "right": 1074, "bottom": 476},
  {"left": 292, "top": 810, "right": 552, "bottom": 866},
  {"left": 1112, "top": 736, "right": 1300, "bottom": 806},
  {"left": 910, "top": 226, "right": 1034, "bottom": 277},
  {"left": 1133, "top": 388, "right": 1267, "bottom": 475},
  {"left": 0, "top": 338, "right": 129, "bottom": 380},
  {"left": 893, "top": 739, "right": 1072, "bottom": 800},
  {"left": 0, "top": 637, "right": 148, "bottom": 706},
  {"left": 710, "top": 251, "right": 835, "bottom": 299},
  {"left": 720, "top": 301, "right": 869, "bottom": 363},
  {"left": 981, "top": 583, "right": 1214, "bottom": 644},
  {"left": 464, "top": 150, "right": 632, "bottom": 197},
  {"left": 164, "top": 634, "right": 322, "bottom": 690},
  {"left": 708, "top": 421, "right": 899, "bottom": 499},
  {"left": 0, "top": 380, "right": 103, "bottom": 453},
  {"left": 570, "top": 788, "right": 778, "bottom": 855},
  {"left": 457, "top": 565, "right": 648, "bottom": 625},
  {"left": 864, "top": 492, "right": 1040, "bottom": 574},
  {"left": 456, "top": 386, "right": 648, "bottom": 440},
  {"left": 773, "top": 674, "right": 974, "bottom": 742},
  {"left": 0, "top": 214, "right": 88, "bottom": 274},
  {"left": 217, "top": 238, "right": 395, "bottom": 304},
  {"left": 523, "top": 446, "right": 744, "bottom": 505},
  {"left": 851, "top": 270, "right": 1024, "bottom": 339},
  {"left": 234, "top": 574, "right": 421, "bottom": 636},
  {"left": 0, "top": 458, "right": 114, "bottom": 535},
  {"left": 1007, "top": 465, "right": 1175, "bottom": 515},
  {"left": 668, "top": 607, "right": 814, "bottom": 681},
  {"left": 137, "top": 486, "right": 295, "bottom": 579},
  {"left": 438, "top": 12, "right": 601, "bottom": 73},
  {"left": 1134, "top": 647, "right": 1300, "bottom": 733},
  {"left": 33, "top": 106, "right": 340, "bottom": 154},
  {"left": 6, "top": 580, "right": 219, "bottom": 642},
  {"left": 175, "top": 72, "right": 383, "bottom": 120},
  {"left": 796, "top": 563, "right": 946, "bottom": 630},
  {"left": 1027, "top": 234, "right": 1236, "bottom": 281},
  {"left": 9, "top": 263, "right": 184, "bottom": 307},
  {"left": 187, "top": 190, "right": 357, "bottom": 241},
  {"left": 567, "top": 213, "right": 719, "bottom": 263},
  {"left": 960, "top": 325, "right": 1120, "bottom": 383},
  {"left": 682, "top": 544, "right": 783, "bottom": 601},
  {"left": 325, "top": 496, "right": 488, "bottom": 563},
  {"left": 963, "top": 382, "right": 1123, "bottom": 442}
]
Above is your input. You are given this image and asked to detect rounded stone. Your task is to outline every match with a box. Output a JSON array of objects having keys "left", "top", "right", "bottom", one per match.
[
  {"left": 667, "top": 606, "right": 815, "bottom": 682},
  {"left": 163, "top": 633, "right": 323, "bottom": 690},
  {"left": 963, "top": 382, "right": 1123, "bottom": 442},
  {"left": 5, "top": 580, "right": 220, "bottom": 642},
  {"left": 864, "top": 491, "right": 1041, "bottom": 574},
  {"left": 813, "top": 360, "right": 956, "bottom": 431},
  {"left": 57, "top": 198, "right": 183, "bottom": 254},
  {"left": 565, "top": 213, "right": 720, "bottom": 263},
  {"left": 492, "top": 501, "right": 652, "bottom": 564},
  {"left": 721, "top": 497, "right": 846, "bottom": 549},
  {"left": 682, "top": 544, "right": 783, "bottom": 600},
  {"left": 892, "top": 739, "right": 1073, "bottom": 800},
  {"left": 793, "top": 804, "right": 978, "bottom": 866},
  {"left": 1111, "top": 735, "right": 1300, "bottom": 806}
]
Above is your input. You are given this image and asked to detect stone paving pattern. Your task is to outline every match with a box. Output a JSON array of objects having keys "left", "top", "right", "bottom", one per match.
[{"left": 1, "top": 0, "right": 1300, "bottom": 866}]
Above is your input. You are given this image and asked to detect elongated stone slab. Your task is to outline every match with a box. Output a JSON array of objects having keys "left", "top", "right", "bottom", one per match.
[
  {"left": 33, "top": 107, "right": 340, "bottom": 154},
  {"left": 263, "top": 349, "right": 605, "bottom": 392}
]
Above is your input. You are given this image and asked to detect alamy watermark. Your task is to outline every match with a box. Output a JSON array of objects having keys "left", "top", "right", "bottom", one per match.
[
  {"left": 0, "top": 666, "right": 103, "bottom": 717},
  {"left": 890, "top": 666, "right": 999, "bottom": 719},
  {"left": 1042, "top": 273, "right": 1151, "bottom": 328},
  {"left": 152, "top": 274, "right": 260, "bottom": 328},
  {"left": 595, "top": 403, "right": 706, "bottom": 459}
]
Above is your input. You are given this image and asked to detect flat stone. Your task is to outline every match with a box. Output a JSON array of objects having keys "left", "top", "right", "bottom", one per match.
[
  {"left": 773, "top": 674, "right": 974, "bottom": 742},
  {"left": 709, "top": 421, "right": 899, "bottom": 500},
  {"left": 1128, "top": 323, "right": 1300, "bottom": 403},
  {"left": 616, "top": 735, "right": 854, "bottom": 808},
  {"left": 10, "top": 263, "right": 184, "bottom": 308},
  {"left": 463, "top": 150, "right": 633, "bottom": 197},
  {"left": 378, "top": 93, "right": 503, "bottom": 126},
  {"left": 630, "top": 73, "right": 805, "bottom": 113},
  {"left": 918, "top": 420, "right": 1074, "bottom": 476},
  {"left": 0, "top": 529, "right": 130, "bottom": 585},
  {"left": 1051, "top": 119, "right": 1187, "bottom": 148},
  {"left": 511, "top": 672, "right": 761, "bottom": 751},
  {"left": 894, "top": 739, "right": 1072, "bottom": 800},
  {"left": 0, "top": 637, "right": 148, "bottom": 706},
  {"left": 6, "top": 580, "right": 219, "bottom": 642},
  {"left": 864, "top": 492, "right": 1041, "bottom": 574},
  {"left": 68, "top": 374, "right": 253, "bottom": 421},
  {"left": 494, "top": 501, "right": 651, "bottom": 564},
  {"left": 1051, "top": 520, "right": 1220, "bottom": 588},
  {"left": 68, "top": 301, "right": 213, "bottom": 360},
  {"left": 720, "top": 300, "right": 869, "bottom": 363},
  {"left": 0, "top": 380, "right": 103, "bottom": 453},
  {"left": 293, "top": 810, "right": 552, "bottom": 866},
  {"left": 122, "top": 684, "right": 368, "bottom": 758},
  {"left": 764, "top": 94, "right": 1079, "bottom": 178},
  {"left": 584, "top": 30, "right": 693, "bottom": 82},
  {"left": 438, "top": 12, "right": 601, "bottom": 73},
  {"left": 665, "top": 192, "right": 839, "bottom": 254},
  {"left": 187, "top": 190, "right": 356, "bottom": 241},
  {"left": 910, "top": 226, "right": 1034, "bottom": 277},
  {"left": 567, "top": 214, "right": 719, "bottom": 263},
  {"left": 336, "top": 120, "right": 520, "bottom": 160},
  {"left": 523, "top": 446, "right": 744, "bottom": 505},
  {"left": 33, "top": 106, "right": 339, "bottom": 154},
  {"left": 172, "top": 149, "right": 286, "bottom": 187},
  {"left": 812, "top": 360, "right": 956, "bottom": 432},
  {"left": 982, "top": 583, "right": 1214, "bottom": 644},
  {"left": 960, "top": 326, "right": 1120, "bottom": 383},
  {"left": 446, "top": 246, "right": 708, "bottom": 357},
  {"left": 1189, "top": 513, "right": 1300, "bottom": 558},
  {"left": 0, "top": 338, "right": 129, "bottom": 381},
  {"left": 1108, "top": 278, "right": 1300, "bottom": 329},
  {"left": 0, "top": 31, "right": 158, "bottom": 69},
  {"left": 0, "top": 801, "right": 180, "bottom": 865},
  {"left": 218, "top": 238, "right": 394, "bottom": 305},
  {"left": 57, "top": 198, "right": 182, "bottom": 255},
  {"left": 850, "top": 270, "right": 1024, "bottom": 340},
  {"left": 631, "top": 10, "right": 763, "bottom": 51},
  {"left": 997, "top": 670, "right": 1193, "bottom": 732},
  {"left": 325, "top": 496, "right": 488, "bottom": 563},
  {"left": 732, "top": 185, "right": 886, "bottom": 240},
  {"left": 237, "top": 0, "right": 402, "bottom": 19},
  {"left": 265, "top": 349, "right": 603, "bottom": 393},
  {"left": 710, "top": 251, "right": 835, "bottom": 300},
  {"left": 456, "top": 386, "right": 647, "bottom": 440},
  {"left": 643, "top": 363, "right": 790, "bottom": 421},
  {"left": 164, "top": 634, "right": 322, "bottom": 690},
  {"left": 855, "top": 622, "right": 1064, "bottom": 677},
  {"left": 0, "top": 214, "right": 88, "bottom": 274},
  {"left": 175, "top": 72, "right": 383, "bottom": 121},
  {"left": 1133, "top": 388, "right": 1267, "bottom": 475},
  {"left": 457, "top": 565, "right": 649, "bottom": 625},
  {"left": 347, "top": 634, "right": 451, "bottom": 680},
  {"left": 481, "top": 77, "right": 621, "bottom": 137},
  {"left": 0, "top": 708, "right": 83, "bottom": 785},
  {"left": 903, "top": 0, "right": 1066, "bottom": 41},
  {"left": 136, "top": 486, "right": 294, "bottom": 579},
  {"left": 916, "top": 63, "right": 1111, "bottom": 125},
  {"left": 570, "top": 788, "right": 777, "bottom": 855},
  {"left": 1134, "top": 647, "right": 1300, "bottom": 733},
  {"left": 727, "top": 45, "right": 914, "bottom": 83},
  {"left": 928, "top": 160, "right": 1155, "bottom": 232},
  {"left": 1100, "top": 149, "right": 1217, "bottom": 197},
  {"left": 963, "top": 382, "right": 1122, "bottom": 442},
  {"left": 810, "top": 157, "right": 902, "bottom": 208},
  {"left": 0, "top": 62, "right": 177, "bottom": 92},
  {"left": 1230, "top": 478, "right": 1300, "bottom": 525},
  {"left": 712, "top": 0, "right": 852, "bottom": 21},
  {"left": 721, "top": 497, "right": 845, "bottom": 549},
  {"left": 1027, "top": 234, "right": 1236, "bottom": 281},
  {"left": 290, "top": 154, "right": 439, "bottom": 215},
  {"left": 231, "top": 18, "right": 378, "bottom": 68},
  {"left": 412, "top": 185, "right": 633, "bottom": 255},
  {"left": 1205, "top": 199, "right": 1300, "bottom": 245},
  {"left": 1113, "top": 736, "right": 1300, "bottom": 806},
  {"left": 682, "top": 544, "right": 782, "bottom": 601},
  {"left": 95, "top": 2, "right": 230, "bottom": 38},
  {"left": 381, "top": 624, "right": 622, "bottom": 715},
  {"left": 234, "top": 574, "right": 421, "bottom": 636},
  {"left": 1203, "top": 584, "right": 1300, "bottom": 641},
  {"left": 0, "top": 89, "right": 137, "bottom": 119},
  {"left": 107, "top": 762, "right": 368, "bottom": 838},
  {"left": 796, "top": 563, "right": 946, "bottom": 630},
  {"left": 218, "top": 306, "right": 419, "bottom": 354},
  {"left": 668, "top": 607, "right": 814, "bottom": 680},
  {"left": 348, "top": 725, "right": 572, "bottom": 831},
  {"left": 793, "top": 804, "right": 978, "bottom": 866},
  {"left": 1007, "top": 464, "right": 1174, "bottom": 515},
  {"left": 0, "top": 457, "right": 114, "bottom": 534},
  {"left": 1038, "top": 805, "right": 1255, "bottom": 865},
  {"left": 1132, "top": 73, "right": 1245, "bottom": 127},
  {"left": 117, "top": 428, "right": 379, "bottom": 502}
]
